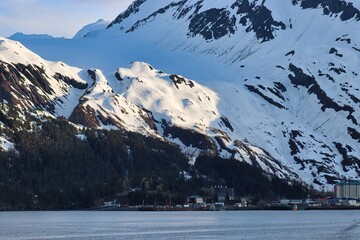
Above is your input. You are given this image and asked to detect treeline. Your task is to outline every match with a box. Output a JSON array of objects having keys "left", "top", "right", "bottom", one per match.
[
  {"left": 0, "top": 115, "right": 193, "bottom": 209},
  {"left": 195, "top": 156, "right": 306, "bottom": 201},
  {"left": 0, "top": 104, "right": 307, "bottom": 210}
]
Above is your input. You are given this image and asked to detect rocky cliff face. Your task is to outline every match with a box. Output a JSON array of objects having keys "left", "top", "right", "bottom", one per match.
[{"left": 0, "top": 38, "right": 88, "bottom": 116}]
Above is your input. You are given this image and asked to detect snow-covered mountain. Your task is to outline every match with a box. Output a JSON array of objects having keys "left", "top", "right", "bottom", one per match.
[
  {"left": 73, "top": 19, "right": 110, "bottom": 39},
  {"left": 1, "top": 0, "right": 360, "bottom": 188},
  {"left": 0, "top": 37, "right": 87, "bottom": 117}
]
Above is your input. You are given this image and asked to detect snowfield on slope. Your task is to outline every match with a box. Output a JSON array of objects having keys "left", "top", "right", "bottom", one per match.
[
  {"left": 0, "top": 37, "right": 88, "bottom": 117},
  {"left": 3, "top": 0, "right": 360, "bottom": 188}
]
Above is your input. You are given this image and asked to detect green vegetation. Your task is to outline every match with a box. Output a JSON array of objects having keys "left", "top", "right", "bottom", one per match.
[
  {"left": 0, "top": 104, "right": 307, "bottom": 210},
  {"left": 195, "top": 156, "right": 306, "bottom": 202}
]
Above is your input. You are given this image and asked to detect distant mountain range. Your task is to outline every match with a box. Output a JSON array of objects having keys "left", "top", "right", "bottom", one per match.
[{"left": 9, "top": 32, "right": 65, "bottom": 40}]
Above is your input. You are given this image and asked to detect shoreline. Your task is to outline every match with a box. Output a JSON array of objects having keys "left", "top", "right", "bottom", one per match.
[
  {"left": 2, "top": 205, "right": 360, "bottom": 212},
  {"left": 91, "top": 205, "right": 360, "bottom": 212}
]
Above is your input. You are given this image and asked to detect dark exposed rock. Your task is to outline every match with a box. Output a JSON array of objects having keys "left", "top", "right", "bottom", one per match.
[
  {"left": 288, "top": 130, "right": 305, "bottom": 157},
  {"left": 348, "top": 127, "right": 360, "bottom": 143},
  {"left": 323, "top": 175, "right": 338, "bottom": 184},
  {"left": 274, "top": 82, "right": 287, "bottom": 92},
  {"left": 220, "top": 116, "right": 234, "bottom": 132},
  {"left": 267, "top": 87, "right": 285, "bottom": 101},
  {"left": 188, "top": 8, "right": 236, "bottom": 41},
  {"left": 108, "top": 0, "right": 147, "bottom": 28},
  {"left": 97, "top": 109, "right": 125, "bottom": 128},
  {"left": 285, "top": 50, "right": 295, "bottom": 57},
  {"left": 318, "top": 70, "right": 334, "bottom": 82},
  {"left": 293, "top": 155, "right": 336, "bottom": 184},
  {"left": 163, "top": 124, "right": 216, "bottom": 155},
  {"left": 329, "top": 47, "right": 343, "bottom": 57},
  {"left": 288, "top": 64, "right": 355, "bottom": 121},
  {"left": 292, "top": 0, "right": 360, "bottom": 21},
  {"left": 334, "top": 142, "right": 360, "bottom": 173},
  {"left": 336, "top": 34, "right": 351, "bottom": 44},
  {"left": 54, "top": 73, "right": 88, "bottom": 89},
  {"left": 348, "top": 92, "right": 360, "bottom": 104},
  {"left": 347, "top": 115, "right": 358, "bottom": 126},
  {"left": 87, "top": 69, "right": 97, "bottom": 81},
  {"left": 190, "top": 0, "right": 206, "bottom": 17},
  {"left": 353, "top": 46, "right": 360, "bottom": 52},
  {"left": 170, "top": 74, "right": 194, "bottom": 89},
  {"left": 140, "top": 108, "right": 158, "bottom": 131},
  {"left": 289, "top": 139, "right": 300, "bottom": 156},
  {"left": 341, "top": 86, "right": 360, "bottom": 104},
  {"left": 14, "top": 63, "right": 54, "bottom": 95},
  {"left": 214, "top": 136, "right": 237, "bottom": 156},
  {"left": 126, "top": 1, "right": 188, "bottom": 33},
  {"left": 0, "top": 61, "right": 55, "bottom": 113},
  {"left": 147, "top": 64, "right": 154, "bottom": 70},
  {"left": 329, "top": 66, "right": 346, "bottom": 75},
  {"left": 69, "top": 104, "right": 100, "bottom": 128},
  {"left": 245, "top": 84, "right": 286, "bottom": 109},
  {"left": 234, "top": 140, "right": 291, "bottom": 175},
  {"left": 231, "top": 0, "right": 286, "bottom": 42},
  {"left": 290, "top": 130, "right": 303, "bottom": 138},
  {"left": 112, "top": 0, "right": 285, "bottom": 42},
  {"left": 70, "top": 101, "right": 158, "bottom": 131},
  {"left": 177, "top": 0, "right": 201, "bottom": 19},
  {"left": 293, "top": 156, "right": 306, "bottom": 170},
  {"left": 115, "top": 72, "right": 123, "bottom": 81},
  {"left": 258, "top": 84, "right": 266, "bottom": 90}
]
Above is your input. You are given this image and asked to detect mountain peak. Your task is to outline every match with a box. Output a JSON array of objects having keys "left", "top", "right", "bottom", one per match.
[
  {"left": 9, "top": 32, "right": 57, "bottom": 40},
  {"left": 73, "top": 19, "right": 111, "bottom": 39}
]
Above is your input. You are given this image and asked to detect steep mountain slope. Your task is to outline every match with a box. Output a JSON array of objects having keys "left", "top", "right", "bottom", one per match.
[
  {"left": 3, "top": 0, "right": 360, "bottom": 188},
  {"left": 83, "top": 0, "right": 360, "bottom": 187},
  {"left": 0, "top": 40, "right": 305, "bottom": 210},
  {"left": 0, "top": 37, "right": 88, "bottom": 117},
  {"left": 0, "top": 37, "right": 293, "bottom": 182},
  {"left": 67, "top": 62, "right": 293, "bottom": 180}
]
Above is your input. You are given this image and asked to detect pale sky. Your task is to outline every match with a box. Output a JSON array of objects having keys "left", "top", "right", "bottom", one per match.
[{"left": 0, "top": 0, "right": 134, "bottom": 38}]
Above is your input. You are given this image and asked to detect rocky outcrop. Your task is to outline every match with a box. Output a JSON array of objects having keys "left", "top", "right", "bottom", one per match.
[
  {"left": 292, "top": 0, "right": 360, "bottom": 21},
  {"left": 0, "top": 61, "right": 55, "bottom": 112},
  {"left": 108, "top": 0, "right": 147, "bottom": 28},
  {"left": 231, "top": 0, "right": 286, "bottom": 42},
  {"left": 188, "top": 8, "right": 236, "bottom": 41}
]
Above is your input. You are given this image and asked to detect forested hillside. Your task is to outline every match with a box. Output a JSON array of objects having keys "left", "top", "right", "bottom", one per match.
[{"left": 0, "top": 103, "right": 305, "bottom": 210}]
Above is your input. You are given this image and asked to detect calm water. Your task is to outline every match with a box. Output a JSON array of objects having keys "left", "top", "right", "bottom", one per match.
[{"left": 0, "top": 210, "right": 360, "bottom": 239}]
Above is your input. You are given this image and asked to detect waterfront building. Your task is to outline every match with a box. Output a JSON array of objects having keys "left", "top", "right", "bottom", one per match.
[
  {"left": 334, "top": 180, "right": 360, "bottom": 199},
  {"left": 202, "top": 185, "right": 236, "bottom": 202},
  {"left": 187, "top": 195, "right": 204, "bottom": 204}
]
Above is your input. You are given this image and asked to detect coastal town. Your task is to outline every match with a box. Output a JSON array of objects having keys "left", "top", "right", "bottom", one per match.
[{"left": 98, "top": 180, "right": 360, "bottom": 211}]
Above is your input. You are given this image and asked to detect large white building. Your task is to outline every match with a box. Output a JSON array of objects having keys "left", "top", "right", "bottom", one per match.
[{"left": 334, "top": 180, "right": 360, "bottom": 199}]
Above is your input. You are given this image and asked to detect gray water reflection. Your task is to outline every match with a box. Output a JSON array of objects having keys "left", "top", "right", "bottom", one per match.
[{"left": 0, "top": 210, "right": 359, "bottom": 239}]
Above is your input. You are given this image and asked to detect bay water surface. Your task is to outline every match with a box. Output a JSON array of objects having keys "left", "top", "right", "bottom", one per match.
[{"left": 0, "top": 210, "right": 360, "bottom": 239}]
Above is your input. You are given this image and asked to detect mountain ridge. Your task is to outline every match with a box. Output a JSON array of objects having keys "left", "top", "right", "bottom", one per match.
[{"left": 2, "top": 0, "right": 360, "bottom": 188}]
